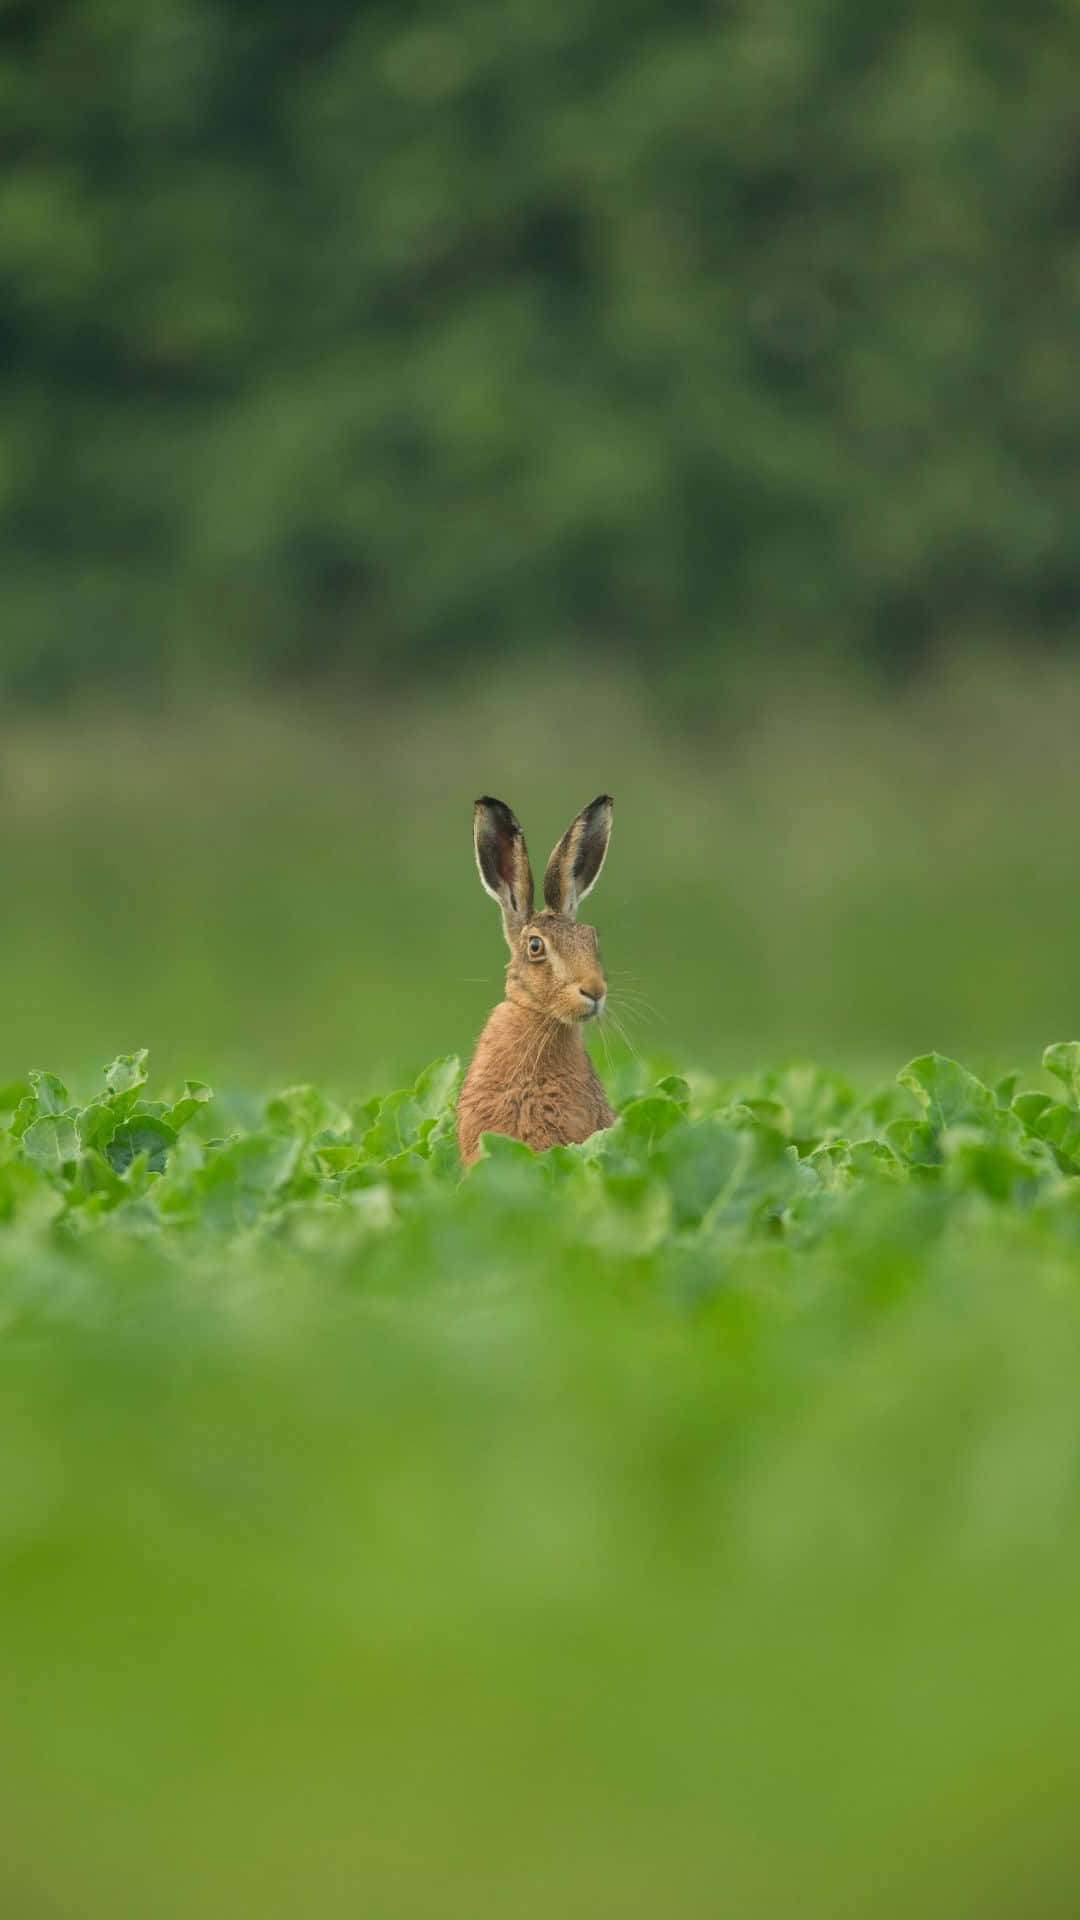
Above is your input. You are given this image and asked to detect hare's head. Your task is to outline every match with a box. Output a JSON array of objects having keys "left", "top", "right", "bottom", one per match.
[{"left": 473, "top": 795, "right": 613, "bottom": 1025}]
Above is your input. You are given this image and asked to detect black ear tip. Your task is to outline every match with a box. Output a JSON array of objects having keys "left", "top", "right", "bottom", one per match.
[
  {"left": 592, "top": 793, "right": 614, "bottom": 812},
  {"left": 475, "top": 796, "right": 521, "bottom": 833}
]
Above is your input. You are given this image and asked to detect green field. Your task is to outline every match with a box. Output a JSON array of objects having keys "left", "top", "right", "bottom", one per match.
[
  {"left": 3, "top": 1032, "right": 1080, "bottom": 1916},
  {"left": 5, "top": 666, "right": 1080, "bottom": 1914},
  {"left": 4, "top": 655, "right": 1080, "bottom": 1094}
]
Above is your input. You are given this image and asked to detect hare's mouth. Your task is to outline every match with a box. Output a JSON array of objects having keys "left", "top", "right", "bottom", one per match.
[{"left": 577, "top": 990, "right": 605, "bottom": 1021}]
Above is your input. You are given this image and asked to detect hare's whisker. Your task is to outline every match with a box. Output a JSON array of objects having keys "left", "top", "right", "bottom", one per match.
[
  {"left": 594, "top": 1018, "right": 615, "bottom": 1084},
  {"left": 611, "top": 990, "right": 653, "bottom": 1021},
  {"left": 605, "top": 1006, "right": 643, "bottom": 1068},
  {"left": 612, "top": 991, "right": 665, "bottom": 1028},
  {"left": 519, "top": 1012, "right": 558, "bottom": 1088},
  {"left": 607, "top": 990, "right": 652, "bottom": 1024},
  {"left": 608, "top": 972, "right": 660, "bottom": 1004}
]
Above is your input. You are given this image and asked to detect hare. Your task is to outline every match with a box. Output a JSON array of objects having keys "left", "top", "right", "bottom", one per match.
[{"left": 457, "top": 795, "right": 616, "bottom": 1166}]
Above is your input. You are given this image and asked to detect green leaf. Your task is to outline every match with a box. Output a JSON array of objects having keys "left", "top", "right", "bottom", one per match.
[
  {"left": 1013, "top": 1092, "right": 1053, "bottom": 1128},
  {"left": 651, "top": 1114, "right": 773, "bottom": 1228},
  {"left": 428, "top": 1129, "right": 463, "bottom": 1179},
  {"left": 159, "top": 1132, "right": 300, "bottom": 1229},
  {"left": 72, "top": 1149, "right": 129, "bottom": 1206},
  {"left": 806, "top": 1140, "right": 853, "bottom": 1191},
  {"left": 106, "top": 1113, "right": 178, "bottom": 1176},
  {"left": 848, "top": 1140, "right": 903, "bottom": 1178},
  {"left": 78, "top": 1100, "right": 120, "bottom": 1153},
  {"left": 655, "top": 1075, "right": 690, "bottom": 1109},
  {"left": 381, "top": 1148, "right": 434, "bottom": 1193},
  {"left": 12, "top": 1069, "right": 72, "bottom": 1135},
  {"left": 349, "top": 1095, "right": 382, "bottom": 1135},
  {"left": 611, "top": 1096, "right": 684, "bottom": 1152},
  {"left": 1013, "top": 1099, "right": 1080, "bottom": 1171},
  {"left": 897, "top": 1055, "right": 997, "bottom": 1132},
  {"left": 105, "top": 1050, "right": 150, "bottom": 1098},
  {"left": 945, "top": 1140, "right": 1047, "bottom": 1204},
  {"left": 884, "top": 1119, "right": 941, "bottom": 1166},
  {"left": 1038, "top": 1106, "right": 1080, "bottom": 1166},
  {"left": 361, "top": 1089, "right": 415, "bottom": 1160},
  {"left": 695, "top": 1124, "right": 797, "bottom": 1240},
  {"left": 22, "top": 1110, "right": 81, "bottom": 1173},
  {"left": 314, "top": 1144, "right": 361, "bottom": 1174},
  {"left": 410, "top": 1056, "right": 461, "bottom": 1124},
  {"left": 475, "top": 1131, "right": 536, "bottom": 1163},
  {"left": 361, "top": 1057, "right": 461, "bottom": 1160},
  {"left": 1043, "top": 1042, "right": 1080, "bottom": 1107},
  {"left": 163, "top": 1082, "right": 214, "bottom": 1132}
]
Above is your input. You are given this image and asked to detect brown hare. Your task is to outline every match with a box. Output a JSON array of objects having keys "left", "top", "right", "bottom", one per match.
[{"left": 457, "top": 795, "right": 616, "bottom": 1166}]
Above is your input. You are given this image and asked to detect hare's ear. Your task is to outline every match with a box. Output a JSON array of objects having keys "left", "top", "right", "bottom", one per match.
[
  {"left": 543, "top": 794, "right": 613, "bottom": 917},
  {"left": 473, "top": 797, "right": 534, "bottom": 944}
]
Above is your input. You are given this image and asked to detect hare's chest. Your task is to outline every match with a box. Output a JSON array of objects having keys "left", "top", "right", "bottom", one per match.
[
  {"left": 457, "top": 1015, "right": 610, "bottom": 1162},
  {"left": 515, "top": 1059, "right": 602, "bottom": 1150},
  {"left": 515, "top": 1076, "right": 573, "bottom": 1148}
]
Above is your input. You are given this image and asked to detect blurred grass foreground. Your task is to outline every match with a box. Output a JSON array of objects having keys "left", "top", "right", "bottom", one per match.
[{"left": 4, "top": 1039, "right": 1080, "bottom": 1918}]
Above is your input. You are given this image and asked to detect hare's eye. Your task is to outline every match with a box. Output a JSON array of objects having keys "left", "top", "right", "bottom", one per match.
[{"left": 527, "top": 935, "right": 546, "bottom": 959}]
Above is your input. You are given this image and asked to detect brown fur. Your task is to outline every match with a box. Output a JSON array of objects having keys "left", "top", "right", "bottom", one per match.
[{"left": 458, "top": 798, "right": 616, "bottom": 1165}]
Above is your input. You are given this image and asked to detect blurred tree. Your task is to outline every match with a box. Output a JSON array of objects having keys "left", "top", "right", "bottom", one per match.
[{"left": 1, "top": 0, "right": 1078, "bottom": 697}]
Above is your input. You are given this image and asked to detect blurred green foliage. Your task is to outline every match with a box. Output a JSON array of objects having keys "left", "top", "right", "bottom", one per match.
[
  {"left": 4, "top": 1040, "right": 1080, "bottom": 1914},
  {"left": 2, "top": 0, "right": 1079, "bottom": 698},
  {"left": 3, "top": 658, "right": 1079, "bottom": 1092}
]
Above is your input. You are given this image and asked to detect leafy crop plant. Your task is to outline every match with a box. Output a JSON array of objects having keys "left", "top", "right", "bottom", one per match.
[
  {"left": 4, "top": 1042, "right": 1080, "bottom": 1247},
  {"left": 3, "top": 1042, "right": 1080, "bottom": 1919}
]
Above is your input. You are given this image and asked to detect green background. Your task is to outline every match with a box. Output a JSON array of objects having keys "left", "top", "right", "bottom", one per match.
[
  {"left": 3, "top": 0, "right": 1080, "bottom": 698},
  {"left": 4, "top": 0, "right": 1079, "bottom": 1091},
  {"left": 4, "top": 6, "right": 1080, "bottom": 1916},
  {"left": 3, "top": 654, "right": 1080, "bottom": 1094},
  {"left": 4, "top": 0, "right": 1080, "bottom": 1091}
]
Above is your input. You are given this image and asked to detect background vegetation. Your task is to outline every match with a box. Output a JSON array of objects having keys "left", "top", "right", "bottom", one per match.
[
  {"left": 4, "top": 655, "right": 1080, "bottom": 1094},
  {"left": 3, "top": 0, "right": 1080, "bottom": 698}
]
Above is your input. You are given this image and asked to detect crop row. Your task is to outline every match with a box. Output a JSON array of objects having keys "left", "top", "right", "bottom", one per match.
[{"left": 3, "top": 1042, "right": 1080, "bottom": 1262}]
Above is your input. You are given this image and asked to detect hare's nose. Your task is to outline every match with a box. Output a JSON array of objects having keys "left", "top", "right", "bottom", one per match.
[{"left": 579, "top": 980, "right": 606, "bottom": 1015}]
